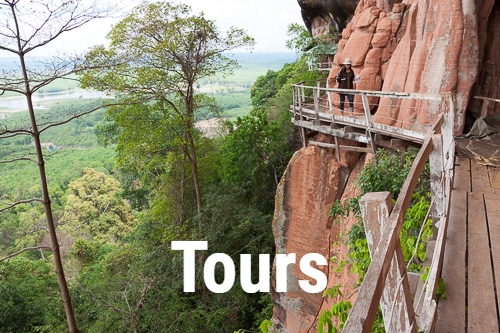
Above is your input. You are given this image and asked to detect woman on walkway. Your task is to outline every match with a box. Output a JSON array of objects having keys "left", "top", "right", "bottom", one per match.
[{"left": 336, "top": 58, "right": 357, "bottom": 115}]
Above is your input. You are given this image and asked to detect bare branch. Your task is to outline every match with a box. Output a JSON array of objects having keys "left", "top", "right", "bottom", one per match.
[
  {"left": 0, "top": 118, "right": 33, "bottom": 138},
  {"left": 0, "top": 130, "right": 33, "bottom": 139},
  {"left": 0, "top": 198, "right": 44, "bottom": 213},
  {"left": 0, "top": 246, "right": 52, "bottom": 262},
  {"left": 0, "top": 82, "right": 25, "bottom": 94},
  {"left": 0, "top": 154, "right": 37, "bottom": 164},
  {"left": 38, "top": 100, "right": 137, "bottom": 133}
]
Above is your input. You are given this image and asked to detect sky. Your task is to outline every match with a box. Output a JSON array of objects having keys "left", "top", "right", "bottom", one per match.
[{"left": 45, "top": 0, "right": 305, "bottom": 55}]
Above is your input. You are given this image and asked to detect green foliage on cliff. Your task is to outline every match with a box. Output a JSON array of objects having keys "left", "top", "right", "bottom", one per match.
[{"left": 321, "top": 148, "right": 432, "bottom": 332}]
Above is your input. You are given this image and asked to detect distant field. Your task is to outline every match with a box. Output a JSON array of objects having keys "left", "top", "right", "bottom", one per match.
[
  {"left": 0, "top": 53, "right": 297, "bottom": 206},
  {"left": 204, "top": 52, "right": 298, "bottom": 117},
  {"left": 0, "top": 52, "right": 298, "bottom": 119}
]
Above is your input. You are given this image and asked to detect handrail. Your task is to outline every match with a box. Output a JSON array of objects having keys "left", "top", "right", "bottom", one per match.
[
  {"left": 291, "top": 83, "right": 442, "bottom": 101},
  {"left": 341, "top": 110, "right": 454, "bottom": 332},
  {"left": 342, "top": 135, "right": 434, "bottom": 332},
  {"left": 472, "top": 95, "right": 500, "bottom": 103},
  {"left": 290, "top": 84, "right": 446, "bottom": 145},
  {"left": 289, "top": 80, "right": 458, "bottom": 332},
  {"left": 472, "top": 95, "right": 500, "bottom": 117}
]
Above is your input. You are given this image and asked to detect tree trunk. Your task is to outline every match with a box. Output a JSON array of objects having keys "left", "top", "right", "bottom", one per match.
[
  {"left": 185, "top": 85, "right": 202, "bottom": 214},
  {"left": 20, "top": 55, "right": 80, "bottom": 333},
  {"left": 187, "top": 130, "right": 202, "bottom": 214}
]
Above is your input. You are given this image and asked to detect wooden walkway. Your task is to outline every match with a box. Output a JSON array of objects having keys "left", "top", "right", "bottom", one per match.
[{"left": 436, "top": 157, "right": 500, "bottom": 332}]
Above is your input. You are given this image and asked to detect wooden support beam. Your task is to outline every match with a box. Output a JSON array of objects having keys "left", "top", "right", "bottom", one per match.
[
  {"left": 343, "top": 136, "right": 432, "bottom": 333},
  {"left": 314, "top": 82, "right": 320, "bottom": 121},
  {"left": 309, "top": 140, "right": 372, "bottom": 153},
  {"left": 429, "top": 134, "right": 444, "bottom": 232},
  {"left": 371, "top": 123, "right": 426, "bottom": 142},
  {"left": 360, "top": 192, "right": 417, "bottom": 333},
  {"left": 480, "top": 99, "right": 490, "bottom": 117},
  {"left": 326, "top": 80, "right": 335, "bottom": 123},
  {"left": 361, "top": 93, "right": 374, "bottom": 127},
  {"left": 367, "top": 131, "right": 377, "bottom": 156},
  {"left": 300, "top": 127, "right": 307, "bottom": 148},
  {"left": 293, "top": 119, "right": 370, "bottom": 144},
  {"left": 340, "top": 145, "right": 372, "bottom": 153},
  {"left": 308, "top": 141, "right": 336, "bottom": 149},
  {"left": 431, "top": 113, "right": 444, "bottom": 135},
  {"left": 334, "top": 136, "right": 341, "bottom": 162}
]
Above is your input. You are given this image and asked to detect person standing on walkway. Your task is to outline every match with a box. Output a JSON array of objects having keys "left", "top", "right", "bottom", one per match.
[{"left": 336, "top": 58, "right": 357, "bottom": 116}]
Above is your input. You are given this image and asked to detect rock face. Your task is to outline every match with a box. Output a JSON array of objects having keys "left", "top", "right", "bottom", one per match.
[
  {"left": 297, "top": 0, "right": 361, "bottom": 37},
  {"left": 271, "top": 0, "right": 500, "bottom": 331},
  {"left": 469, "top": 1, "right": 500, "bottom": 116},
  {"left": 271, "top": 134, "right": 364, "bottom": 332},
  {"left": 271, "top": 144, "right": 342, "bottom": 333},
  {"left": 325, "top": 0, "right": 498, "bottom": 134}
]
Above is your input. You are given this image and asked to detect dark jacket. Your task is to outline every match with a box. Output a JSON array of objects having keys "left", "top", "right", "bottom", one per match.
[{"left": 336, "top": 67, "right": 355, "bottom": 90}]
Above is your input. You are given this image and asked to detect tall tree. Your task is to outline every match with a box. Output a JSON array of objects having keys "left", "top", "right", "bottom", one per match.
[
  {"left": 81, "top": 1, "right": 255, "bottom": 213},
  {"left": 0, "top": 1, "right": 116, "bottom": 332},
  {"left": 60, "top": 167, "right": 136, "bottom": 243}
]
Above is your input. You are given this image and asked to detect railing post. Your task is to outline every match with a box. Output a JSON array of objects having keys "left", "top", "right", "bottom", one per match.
[
  {"left": 301, "top": 82, "right": 305, "bottom": 103},
  {"left": 429, "top": 134, "right": 443, "bottom": 236},
  {"left": 297, "top": 84, "right": 302, "bottom": 109},
  {"left": 294, "top": 83, "right": 307, "bottom": 148},
  {"left": 326, "top": 79, "right": 335, "bottom": 123},
  {"left": 480, "top": 99, "right": 490, "bottom": 117},
  {"left": 359, "top": 192, "right": 417, "bottom": 333},
  {"left": 361, "top": 93, "right": 377, "bottom": 156},
  {"left": 292, "top": 85, "right": 296, "bottom": 110},
  {"left": 314, "top": 81, "right": 320, "bottom": 122}
]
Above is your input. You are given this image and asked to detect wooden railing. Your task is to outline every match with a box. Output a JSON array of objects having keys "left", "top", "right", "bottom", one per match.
[
  {"left": 290, "top": 81, "right": 448, "bottom": 143},
  {"left": 472, "top": 96, "right": 500, "bottom": 117},
  {"left": 290, "top": 81, "right": 456, "bottom": 332},
  {"left": 342, "top": 102, "right": 455, "bottom": 332}
]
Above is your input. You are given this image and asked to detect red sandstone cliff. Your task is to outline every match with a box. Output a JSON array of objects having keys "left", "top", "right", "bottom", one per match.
[
  {"left": 271, "top": 0, "right": 498, "bottom": 332},
  {"left": 271, "top": 135, "right": 364, "bottom": 332}
]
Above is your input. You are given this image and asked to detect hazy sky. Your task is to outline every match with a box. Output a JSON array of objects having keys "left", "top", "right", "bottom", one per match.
[{"left": 46, "top": 0, "right": 305, "bottom": 55}]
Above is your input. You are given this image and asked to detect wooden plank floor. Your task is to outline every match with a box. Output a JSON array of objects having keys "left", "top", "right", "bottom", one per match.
[{"left": 436, "top": 157, "right": 500, "bottom": 332}]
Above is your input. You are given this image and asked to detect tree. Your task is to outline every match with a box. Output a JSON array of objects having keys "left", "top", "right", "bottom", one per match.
[
  {"left": 0, "top": 1, "right": 116, "bottom": 331},
  {"left": 0, "top": 257, "right": 65, "bottom": 331},
  {"left": 250, "top": 70, "right": 279, "bottom": 110},
  {"left": 285, "top": 22, "right": 317, "bottom": 53},
  {"left": 81, "top": 1, "right": 255, "bottom": 214},
  {"left": 221, "top": 111, "right": 292, "bottom": 211},
  {"left": 285, "top": 22, "right": 338, "bottom": 69},
  {"left": 60, "top": 167, "right": 136, "bottom": 243}
]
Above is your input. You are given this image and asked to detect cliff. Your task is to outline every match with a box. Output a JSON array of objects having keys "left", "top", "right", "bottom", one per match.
[
  {"left": 271, "top": 135, "right": 364, "bottom": 332},
  {"left": 271, "top": 0, "right": 499, "bottom": 331}
]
